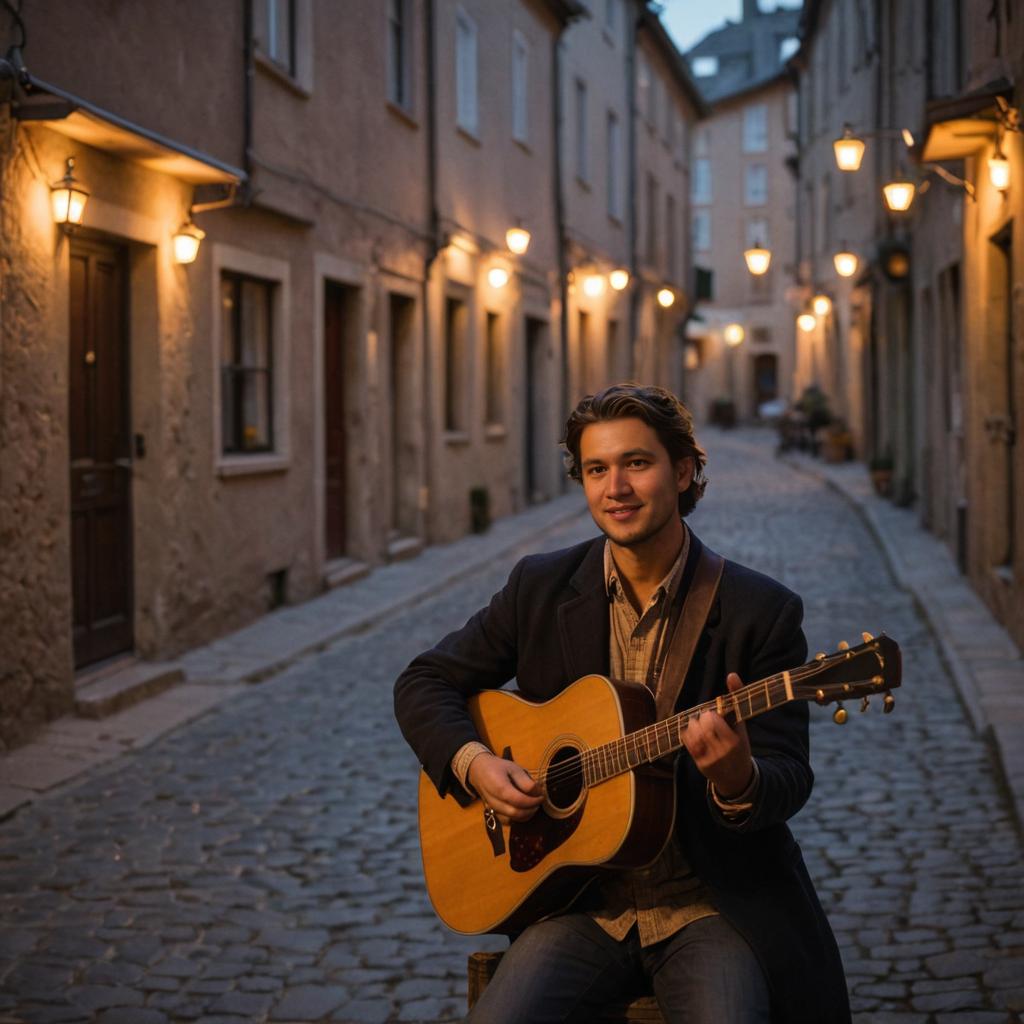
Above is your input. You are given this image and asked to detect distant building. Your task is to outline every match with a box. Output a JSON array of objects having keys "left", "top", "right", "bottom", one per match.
[{"left": 682, "top": 1, "right": 800, "bottom": 423}]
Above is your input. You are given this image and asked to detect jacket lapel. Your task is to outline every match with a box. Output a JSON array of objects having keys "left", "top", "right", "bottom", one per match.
[{"left": 557, "top": 539, "right": 610, "bottom": 683}]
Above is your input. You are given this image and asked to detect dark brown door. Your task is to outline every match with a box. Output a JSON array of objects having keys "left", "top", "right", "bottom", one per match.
[
  {"left": 324, "top": 282, "right": 347, "bottom": 559},
  {"left": 69, "top": 238, "right": 133, "bottom": 668}
]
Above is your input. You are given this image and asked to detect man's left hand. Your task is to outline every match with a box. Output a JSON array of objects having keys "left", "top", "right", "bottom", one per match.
[{"left": 679, "top": 672, "right": 754, "bottom": 797}]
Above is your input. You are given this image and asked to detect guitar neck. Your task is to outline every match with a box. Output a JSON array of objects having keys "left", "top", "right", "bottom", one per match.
[{"left": 580, "top": 672, "right": 796, "bottom": 789}]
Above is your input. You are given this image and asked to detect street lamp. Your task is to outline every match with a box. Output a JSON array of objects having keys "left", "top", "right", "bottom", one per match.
[
  {"left": 609, "top": 268, "right": 630, "bottom": 291},
  {"left": 989, "top": 138, "right": 1011, "bottom": 192},
  {"left": 882, "top": 175, "right": 916, "bottom": 212},
  {"left": 50, "top": 157, "right": 89, "bottom": 229},
  {"left": 743, "top": 241, "right": 772, "bottom": 276},
  {"left": 833, "top": 125, "right": 866, "bottom": 172},
  {"left": 812, "top": 294, "right": 832, "bottom": 317},
  {"left": 488, "top": 266, "right": 510, "bottom": 288},
  {"left": 505, "top": 226, "right": 531, "bottom": 255},
  {"left": 724, "top": 322, "right": 745, "bottom": 346},
  {"left": 173, "top": 219, "right": 206, "bottom": 264},
  {"left": 797, "top": 312, "right": 817, "bottom": 333},
  {"left": 833, "top": 248, "right": 859, "bottom": 278},
  {"left": 657, "top": 287, "right": 675, "bottom": 308},
  {"left": 583, "top": 274, "right": 606, "bottom": 297}
]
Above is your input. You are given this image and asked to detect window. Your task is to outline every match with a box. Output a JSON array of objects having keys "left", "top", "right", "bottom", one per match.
[
  {"left": 604, "top": 0, "right": 617, "bottom": 36},
  {"left": 575, "top": 78, "right": 589, "bottom": 182},
  {"left": 388, "top": 0, "right": 411, "bottom": 109},
  {"left": 485, "top": 312, "right": 504, "bottom": 427},
  {"left": 691, "top": 158, "right": 712, "bottom": 204},
  {"left": 456, "top": 8, "right": 478, "bottom": 135},
  {"left": 692, "top": 210, "right": 711, "bottom": 253},
  {"left": 444, "top": 297, "right": 469, "bottom": 432},
  {"left": 512, "top": 30, "right": 529, "bottom": 143},
  {"left": 779, "top": 36, "right": 799, "bottom": 62},
  {"left": 694, "top": 128, "right": 709, "bottom": 157},
  {"left": 743, "top": 104, "right": 768, "bottom": 153},
  {"left": 645, "top": 173, "right": 658, "bottom": 266},
  {"left": 221, "top": 274, "right": 275, "bottom": 454},
  {"left": 745, "top": 164, "right": 767, "bottom": 206},
  {"left": 606, "top": 111, "right": 621, "bottom": 219},
  {"left": 666, "top": 193, "right": 677, "bottom": 279},
  {"left": 752, "top": 327, "right": 773, "bottom": 345},
  {"left": 691, "top": 55, "right": 718, "bottom": 77},
  {"left": 636, "top": 55, "right": 650, "bottom": 119},
  {"left": 746, "top": 217, "right": 770, "bottom": 248},
  {"left": 265, "top": 0, "right": 296, "bottom": 76}
]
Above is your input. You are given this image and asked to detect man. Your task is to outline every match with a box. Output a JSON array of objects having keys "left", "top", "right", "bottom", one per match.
[{"left": 394, "top": 384, "right": 849, "bottom": 1023}]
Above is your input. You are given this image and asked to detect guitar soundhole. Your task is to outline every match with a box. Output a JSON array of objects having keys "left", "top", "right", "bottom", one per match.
[{"left": 545, "top": 745, "right": 584, "bottom": 812}]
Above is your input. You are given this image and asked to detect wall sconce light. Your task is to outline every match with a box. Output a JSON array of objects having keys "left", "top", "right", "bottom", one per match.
[
  {"left": 833, "top": 248, "right": 859, "bottom": 278},
  {"left": 51, "top": 157, "right": 89, "bottom": 230},
  {"left": 684, "top": 343, "right": 700, "bottom": 370},
  {"left": 797, "top": 312, "right": 817, "bottom": 333},
  {"left": 582, "top": 274, "right": 606, "bottom": 297},
  {"left": 989, "top": 138, "right": 1011, "bottom": 192},
  {"left": 833, "top": 125, "right": 866, "bottom": 172},
  {"left": 173, "top": 218, "right": 206, "bottom": 264},
  {"left": 724, "top": 322, "right": 745, "bottom": 346},
  {"left": 656, "top": 287, "right": 675, "bottom": 308},
  {"left": 743, "top": 241, "right": 772, "bottom": 275},
  {"left": 505, "top": 226, "right": 531, "bottom": 255},
  {"left": 488, "top": 266, "right": 510, "bottom": 288},
  {"left": 882, "top": 176, "right": 916, "bottom": 212},
  {"left": 609, "top": 268, "right": 630, "bottom": 291},
  {"left": 812, "top": 294, "right": 832, "bottom": 317}
]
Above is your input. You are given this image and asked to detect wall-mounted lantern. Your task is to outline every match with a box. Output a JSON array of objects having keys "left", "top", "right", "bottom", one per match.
[
  {"left": 988, "top": 138, "right": 1011, "bottom": 192},
  {"left": 796, "top": 311, "right": 817, "bottom": 333},
  {"left": 505, "top": 226, "right": 531, "bottom": 255},
  {"left": 833, "top": 248, "right": 859, "bottom": 278},
  {"left": 723, "top": 322, "right": 745, "bottom": 346},
  {"left": 583, "top": 274, "right": 606, "bottom": 297},
  {"left": 488, "top": 266, "right": 510, "bottom": 288},
  {"left": 882, "top": 176, "right": 916, "bottom": 212},
  {"left": 656, "top": 287, "right": 675, "bottom": 308},
  {"left": 743, "top": 241, "right": 772, "bottom": 276},
  {"left": 812, "top": 294, "right": 832, "bottom": 317},
  {"left": 173, "top": 219, "right": 206, "bottom": 264},
  {"left": 51, "top": 157, "right": 89, "bottom": 230},
  {"left": 609, "top": 268, "right": 630, "bottom": 291},
  {"left": 833, "top": 125, "right": 866, "bottom": 172}
]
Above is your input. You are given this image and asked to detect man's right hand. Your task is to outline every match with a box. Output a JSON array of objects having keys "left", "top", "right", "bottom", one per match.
[{"left": 467, "top": 753, "right": 544, "bottom": 825}]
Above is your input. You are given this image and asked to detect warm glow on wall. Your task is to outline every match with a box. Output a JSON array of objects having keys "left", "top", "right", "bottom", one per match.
[
  {"left": 724, "top": 323, "right": 745, "bottom": 346},
  {"left": 583, "top": 274, "right": 606, "bottom": 297},
  {"left": 812, "top": 294, "right": 832, "bottom": 317},
  {"left": 505, "top": 226, "right": 531, "bottom": 254},
  {"left": 834, "top": 250, "right": 859, "bottom": 278},
  {"left": 609, "top": 268, "right": 630, "bottom": 291},
  {"left": 882, "top": 179, "right": 916, "bottom": 212},
  {"left": 797, "top": 312, "right": 817, "bottom": 332},
  {"left": 488, "top": 266, "right": 510, "bottom": 288},
  {"left": 657, "top": 288, "right": 675, "bottom": 308},
  {"left": 50, "top": 157, "right": 88, "bottom": 228}
]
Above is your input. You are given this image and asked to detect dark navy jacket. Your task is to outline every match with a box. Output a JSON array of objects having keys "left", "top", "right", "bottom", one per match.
[{"left": 394, "top": 531, "right": 850, "bottom": 1023}]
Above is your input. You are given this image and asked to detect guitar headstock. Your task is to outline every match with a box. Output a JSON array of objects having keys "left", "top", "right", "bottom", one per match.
[{"left": 790, "top": 632, "right": 902, "bottom": 723}]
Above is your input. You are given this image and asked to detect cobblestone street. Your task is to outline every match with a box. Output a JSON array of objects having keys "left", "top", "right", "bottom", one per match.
[{"left": 2, "top": 429, "right": 1023, "bottom": 1024}]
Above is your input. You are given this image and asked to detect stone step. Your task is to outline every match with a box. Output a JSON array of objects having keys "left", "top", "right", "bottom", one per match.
[{"left": 74, "top": 660, "right": 184, "bottom": 719}]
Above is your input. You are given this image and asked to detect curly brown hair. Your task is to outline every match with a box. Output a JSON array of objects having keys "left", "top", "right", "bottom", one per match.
[{"left": 562, "top": 383, "right": 708, "bottom": 517}]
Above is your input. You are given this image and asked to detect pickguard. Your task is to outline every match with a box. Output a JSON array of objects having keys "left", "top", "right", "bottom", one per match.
[{"left": 509, "top": 803, "right": 585, "bottom": 872}]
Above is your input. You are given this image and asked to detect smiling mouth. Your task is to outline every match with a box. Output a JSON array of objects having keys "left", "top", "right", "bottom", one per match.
[{"left": 606, "top": 506, "right": 641, "bottom": 517}]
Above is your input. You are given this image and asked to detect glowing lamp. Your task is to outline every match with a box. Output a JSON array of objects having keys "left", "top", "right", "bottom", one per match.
[
  {"left": 609, "top": 268, "right": 630, "bottom": 291},
  {"left": 833, "top": 127, "right": 866, "bottom": 172},
  {"left": 797, "top": 313, "right": 817, "bottom": 333},
  {"left": 582, "top": 274, "right": 606, "bottom": 297},
  {"left": 657, "top": 288, "right": 675, "bottom": 308},
  {"left": 505, "top": 226, "right": 531, "bottom": 254},
  {"left": 724, "top": 323, "right": 745, "bottom": 346},
  {"left": 51, "top": 157, "right": 89, "bottom": 229},
  {"left": 988, "top": 145, "right": 1010, "bottom": 192},
  {"left": 488, "top": 266, "right": 510, "bottom": 288},
  {"left": 833, "top": 250, "right": 859, "bottom": 278},
  {"left": 743, "top": 244, "right": 772, "bottom": 276},
  {"left": 684, "top": 344, "right": 700, "bottom": 370},
  {"left": 812, "top": 294, "right": 832, "bottom": 317},
  {"left": 173, "top": 220, "right": 206, "bottom": 264},
  {"left": 882, "top": 179, "right": 916, "bottom": 212}
]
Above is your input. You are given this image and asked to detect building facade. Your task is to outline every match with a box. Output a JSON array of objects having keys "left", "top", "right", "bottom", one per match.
[{"left": 0, "top": 0, "right": 705, "bottom": 748}]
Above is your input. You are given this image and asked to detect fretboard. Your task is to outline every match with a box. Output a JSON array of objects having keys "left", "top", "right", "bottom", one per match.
[{"left": 580, "top": 672, "right": 794, "bottom": 788}]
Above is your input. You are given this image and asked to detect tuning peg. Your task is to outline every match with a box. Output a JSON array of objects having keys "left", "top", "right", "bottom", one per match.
[
  {"left": 862, "top": 631, "right": 874, "bottom": 642},
  {"left": 883, "top": 692, "right": 895, "bottom": 714},
  {"left": 860, "top": 696, "right": 870, "bottom": 713},
  {"left": 815, "top": 652, "right": 826, "bottom": 661},
  {"left": 837, "top": 640, "right": 850, "bottom": 651},
  {"left": 833, "top": 703, "right": 848, "bottom": 725},
  {"left": 815, "top": 688, "right": 826, "bottom": 705}
]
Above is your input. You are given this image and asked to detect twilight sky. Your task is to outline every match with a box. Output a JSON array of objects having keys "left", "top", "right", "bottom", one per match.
[{"left": 659, "top": 0, "right": 803, "bottom": 54}]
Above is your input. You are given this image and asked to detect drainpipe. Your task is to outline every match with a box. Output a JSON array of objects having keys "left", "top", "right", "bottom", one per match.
[
  {"left": 553, "top": 29, "right": 570, "bottom": 432},
  {"left": 242, "top": 0, "right": 254, "bottom": 203},
  {"left": 421, "top": 0, "right": 440, "bottom": 538},
  {"left": 627, "top": 6, "right": 639, "bottom": 378}
]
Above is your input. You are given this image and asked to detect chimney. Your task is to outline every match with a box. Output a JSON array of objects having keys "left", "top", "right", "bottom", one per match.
[{"left": 743, "top": 0, "right": 760, "bottom": 20}]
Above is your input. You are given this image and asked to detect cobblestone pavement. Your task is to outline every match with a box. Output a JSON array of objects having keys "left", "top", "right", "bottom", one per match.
[{"left": 2, "top": 429, "right": 1023, "bottom": 1023}]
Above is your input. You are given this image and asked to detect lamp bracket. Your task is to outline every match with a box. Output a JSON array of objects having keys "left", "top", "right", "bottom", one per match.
[{"left": 191, "top": 183, "right": 238, "bottom": 214}]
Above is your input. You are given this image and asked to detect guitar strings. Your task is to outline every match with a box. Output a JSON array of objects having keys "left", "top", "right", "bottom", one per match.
[{"left": 523, "top": 655, "right": 879, "bottom": 790}]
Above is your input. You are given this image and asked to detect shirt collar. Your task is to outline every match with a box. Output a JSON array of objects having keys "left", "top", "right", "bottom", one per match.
[{"left": 604, "top": 524, "right": 690, "bottom": 604}]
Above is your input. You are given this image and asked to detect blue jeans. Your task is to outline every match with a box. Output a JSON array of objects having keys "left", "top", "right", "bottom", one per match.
[{"left": 466, "top": 913, "right": 770, "bottom": 1024}]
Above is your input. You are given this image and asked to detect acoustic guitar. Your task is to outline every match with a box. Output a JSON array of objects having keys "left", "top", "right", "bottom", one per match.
[{"left": 417, "top": 632, "right": 901, "bottom": 935}]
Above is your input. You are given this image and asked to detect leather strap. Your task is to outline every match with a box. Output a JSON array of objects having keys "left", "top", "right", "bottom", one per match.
[{"left": 655, "top": 545, "right": 725, "bottom": 721}]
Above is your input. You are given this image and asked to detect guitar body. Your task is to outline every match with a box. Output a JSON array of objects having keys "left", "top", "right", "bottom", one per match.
[{"left": 417, "top": 674, "right": 676, "bottom": 935}]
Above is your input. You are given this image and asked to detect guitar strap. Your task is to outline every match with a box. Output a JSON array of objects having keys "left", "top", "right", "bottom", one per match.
[{"left": 654, "top": 544, "right": 725, "bottom": 722}]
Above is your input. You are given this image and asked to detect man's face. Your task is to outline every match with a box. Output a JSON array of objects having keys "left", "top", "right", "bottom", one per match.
[{"left": 578, "top": 417, "right": 694, "bottom": 552}]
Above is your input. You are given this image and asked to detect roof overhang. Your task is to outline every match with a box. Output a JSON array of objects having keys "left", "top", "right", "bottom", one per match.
[
  {"left": 13, "top": 75, "right": 245, "bottom": 186},
  {"left": 919, "top": 78, "right": 1013, "bottom": 163}
]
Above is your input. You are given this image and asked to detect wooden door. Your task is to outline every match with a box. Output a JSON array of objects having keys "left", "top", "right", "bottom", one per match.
[
  {"left": 69, "top": 238, "right": 134, "bottom": 668},
  {"left": 324, "top": 282, "right": 347, "bottom": 560}
]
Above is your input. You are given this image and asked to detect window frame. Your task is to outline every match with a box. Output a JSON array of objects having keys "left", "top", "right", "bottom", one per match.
[
  {"left": 455, "top": 6, "right": 479, "bottom": 137},
  {"left": 742, "top": 104, "right": 768, "bottom": 154},
  {"left": 744, "top": 163, "right": 768, "bottom": 206},
  {"left": 388, "top": 0, "right": 413, "bottom": 111}
]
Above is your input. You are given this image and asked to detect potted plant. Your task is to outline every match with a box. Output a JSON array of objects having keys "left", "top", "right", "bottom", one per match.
[
  {"left": 822, "top": 419, "right": 853, "bottom": 463},
  {"left": 796, "top": 386, "right": 832, "bottom": 456},
  {"left": 869, "top": 452, "right": 894, "bottom": 496}
]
